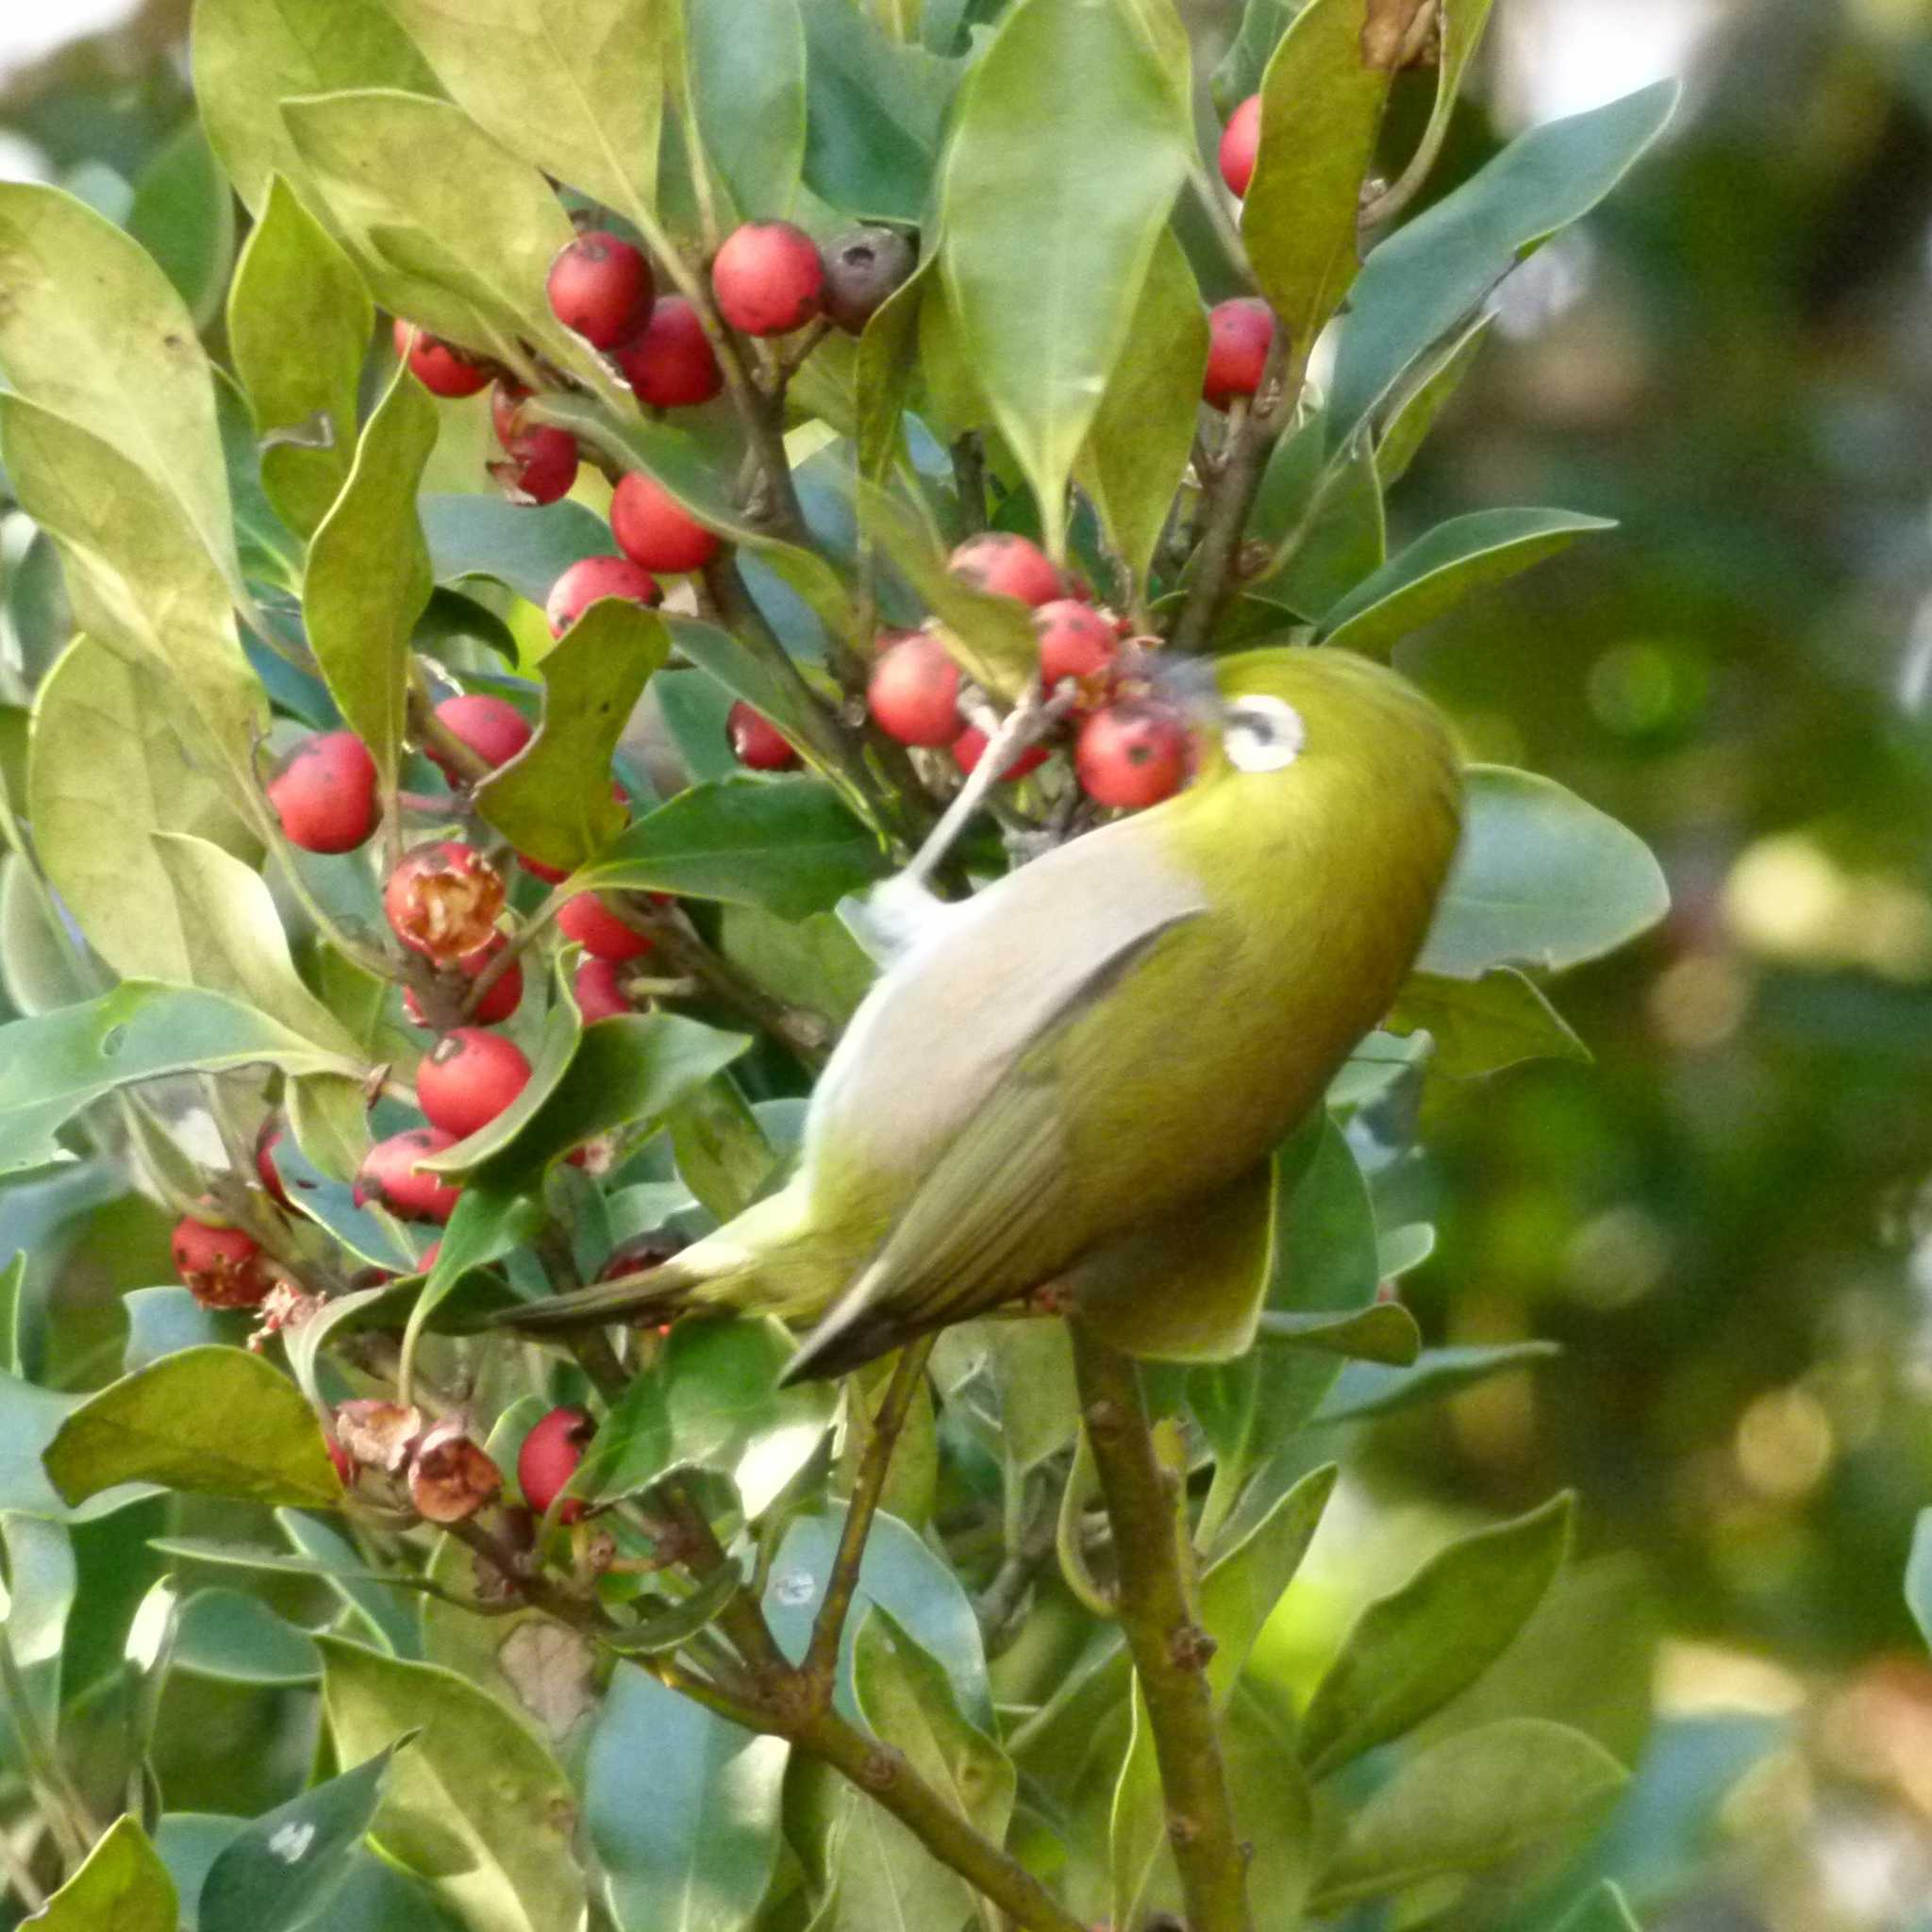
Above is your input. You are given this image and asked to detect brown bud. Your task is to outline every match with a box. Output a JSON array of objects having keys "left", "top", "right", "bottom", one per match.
[
  {"left": 408, "top": 1419, "right": 504, "bottom": 1524},
  {"left": 822, "top": 225, "right": 917, "bottom": 335},
  {"left": 333, "top": 1400, "right": 424, "bottom": 1474}
]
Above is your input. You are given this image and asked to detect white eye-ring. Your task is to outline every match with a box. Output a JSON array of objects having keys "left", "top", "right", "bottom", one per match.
[{"left": 1224, "top": 695, "right": 1305, "bottom": 774}]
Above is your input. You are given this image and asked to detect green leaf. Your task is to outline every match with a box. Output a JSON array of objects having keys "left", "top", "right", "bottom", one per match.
[
  {"left": 719, "top": 904, "right": 876, "bottom": 1030},
  {"left": 192, "top": 0, "right": 437, "bottom": 218},
  {"left": 1265, "top": 431, "right": 1384, "bottom": 615},
  {"left": 421, "top": 494, "right": 616, "bottom": 608},
  {"left": 1420, "top": 765, "right": 1671, "bottom": 979},
  {"left": 0, "top": 183, "right": 238, "bottom": 590},
  {"left": 381, "top": 0, "right": 670, "bottom": 230},
  {"left": 1549, "top": 1881, "right": 1644, "bottom": 1932},
  {"left": 1327, "top": 81, "right": 1679, "bottom": 452},
  {"left": 1074, "top": 228, "right": 1207, "bottom": 590},
  {"left": 475, "top": 605, "right": 669, "bottom": 873},
  {"left": 279, "top": 1508, "right": 425, "bottom": 1657},
  {"left": 1316, "top": 1340, "right": 1560, "bottom": 1425},
  {"left": 317, "top": 1635, "right": 585, "bottom": 1932},
  {"left": 43, "top": 1346, "right": 340, "bottom": 1511},
  {"left": 1210, "top": 0, "right": 1304, "bottom": 111},
  {"left": 1222, "top": 1681, "right": 1316, "bottom": 1929},
  {"left": 585, "top": 1663, "right": 789, "bottom": 1932},
  {"left": 227, "top": 175, "right": 374, "bottom": 540},
  {"left": 856, "top": 477, "right": 1039, "bottom": 699},
  {"left": 2, "top": 1512, "right": 75, "bottom": 1735},
  {"left": 282, "top": 90, "right": 587, "bottom": 376},
  {"left": 199, "top": 1744, "right": 403, "bottom": 1932},
  {"left": 659, "top": 1317, "right": 837, "bottom": 1517},
  {"left": 28, "top": 638, "right": 256, "bottom": 986},
  {"left": 1321, "top": 508, "right": 1616, "bottom": 655},
  {"left": 1201, "top": 1461, "right": 1338, "bottom": 1710},
  {"left": 0, "top": 854, "right": 92, "bottom": 1019},
  {"left": 0, "top": 1370, "right": 157, "bottom": 1522},
  {"left": 566, "top": 1371, "right": 671, "bottom": 1508},
  {"left": 1370, "top": 0, "right": 1497, "bottom": 229},
  {"left": 938, "top": 0, "right": 1193, "bottom": 558},
  {"left": 688, "top": 0, "right": 808, "bottom": 220},
  {"left": 668, "top": 1076, "right": 777, "bottom": 1220},
  {"left": 0, "top": 399, "right": 265, "bottom": 805},
  {"left": 1374, "top": 313, "right": 1491, "bottom": 488},
  {"left": 1389, "top": 967, "right": 1590, "bottom": 1079},
  {"left": 0, "top": 982, "right": 360, "bottom": 1174},
  {"left": 1308, "top": 1718, "right": 1626, "bottom": 1912},
  {"left": 126, "top": 119, "right": 239, "bottom": 333},
  {"left": 1256, "top": 1302, "right": 1420, "bottom": 1363},
  {"left": 123, "top": 1288, "right": 222, "bottom": 1374},
  {"left": 304, "top": 360, "right": 439, "bottom": 792},
  {"left": 1299, "top": 1494, "right": 1574, "bottom": 1776},
  {"left": 150, "top": 1537, "right": 421, "bottom": 1591},
  {"left": 30, "top": 1814, "right": 176, "bottom": 1932},
  {"left": 797, "top": 0, "right": 960, "bottom": 222},
  {"left": 1241, "top": 0, "right": 1393, "bottom": 348},
  {"left": 174, "top": 1586, "right": 322, "bottom": 1686},
  {"left": 578, "top": 777, "right": 888, "bottom": 919},
  {"left": 763, "top": 1507, "right": 993, "bottom": 1728},
  {"left": 1907, "top": 1508, "right": 1932, "bottom": 1652}
]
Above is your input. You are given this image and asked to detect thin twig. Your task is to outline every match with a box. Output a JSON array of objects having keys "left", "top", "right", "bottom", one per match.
[
  {"left": 636, "top": 903, "right": 834, "bottom": 1067},
  {"left": 803, "top": 1339, "right": 935, "bottom": 1691},
  {"left": 1070, "top": 1324, "right": 1253, "bottom": 1932}
]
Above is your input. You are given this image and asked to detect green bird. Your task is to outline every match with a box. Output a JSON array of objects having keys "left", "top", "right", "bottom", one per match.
[{"left": 506, "top": 646, "right": 1462, "bottom": 1380}]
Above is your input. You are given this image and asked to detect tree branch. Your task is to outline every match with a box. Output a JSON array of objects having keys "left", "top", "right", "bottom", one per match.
[{"left": 1070, "top": 1324, "right": 1254, "bottom": 1932}]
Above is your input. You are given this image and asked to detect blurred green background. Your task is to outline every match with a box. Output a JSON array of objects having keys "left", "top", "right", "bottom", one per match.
[{"left": 8, "top": 1, "right": 1932, "bottom": 1926}]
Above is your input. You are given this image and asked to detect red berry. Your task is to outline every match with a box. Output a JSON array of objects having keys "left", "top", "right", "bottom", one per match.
[
  {"left": 868, "top": 632, "right": 962, "bottom": 747},
  {"left": 491, "top": 424, "right": 578, "bottom": 506},
  {"left": 519, "top": 1406, "right": 594, "bottom": 1521},
  {"left": 1074, "top": 700, "right": 1191, "bottom": 809},
  {"left": 256, "top": 1120, "right": 291, "bottom": 1208},
  {"left": 384, "top": 841, "right": 506, "bottom": 963},
  {"left": 1034, "top": 600, "right": 1119, "bottom": 692},
  {"left": 947, "top": 533, "right": 1067, "bottom": 608},
  {"left": 545, "top": 555, "right": 663, "bottom": 638},
  {"left": 726, "top": 702, "right": 799, "bottom": 772},
  {"left": 557, "top": 891, "right": 653, "bottom": 963},
  {"left": 392, "top": 319, "right": 491, "bottom": 398},
  {"left": 615, "top": 296, "right": 724, "bottom": 408},
  {"left": 1220, "top": 94, "right": 1262, "bottom": 199},
  {"left": 610, "top": 471, "right": 720, "bottom": 575},
  {"left": 575, "top": 957, "right": 633, "bottom": 1021},
  {"left": 172, "top": 1207, "right": 274, "bottom": 1309},
  {"left": 1204, "top": 299, "right": 1274, "bottom": 410},
  {"left": 545, "top": 230, "right": 655, "bottom": 349},
  {"left": 429, "top": 694, "right": 532, "bottom": 780},
  {"left": 267, "top": 732, "right": 378, "bottom": 855},
  {"left": 417, "top": 1026, "right": 533, "bottom": 1140},
  {"left": 951, "top": 726, "right": 1049, "bottom": 783},
  {"left": 327, "top": 1434, "right": 354, "bottom": 1488},
  {"left": 355, "top": 1127, "right": 461, "bottom": 1224},
  {"left": 402, "top": 935, "right": 524, "bottom": 1027},
  {"left": 711, "top": 222, "right": 825, "bottom": 337}
]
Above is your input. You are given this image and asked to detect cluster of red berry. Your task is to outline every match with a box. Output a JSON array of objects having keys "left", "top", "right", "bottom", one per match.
[{"left": 870, "top": 532, "right": 1192, "bottom": 810}]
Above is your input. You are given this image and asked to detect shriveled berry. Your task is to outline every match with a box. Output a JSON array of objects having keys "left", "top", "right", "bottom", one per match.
[
  {"left": 951, "top": 726, "right": 1049, "bottom": 783},
  {"left": 546, "top": 555, "right": 662, "bottom": 638},
  {"left": 616, "top": 296, "right": 724, "bottom": 408},
  {"left": 1034, "top": 599, "right": 1120, "bottom": 692},
  {"left": 267, "top": 731, "right": 378, "bottom": 855},
  {"left": 823, "top": 225, "right": 917, "bottom": 334},
  {"left": 355, "top": 1127, "right": 462, "bottom": 1224},
  {"left": 172, "top": 1207, "right": 275, "bottom": 1308},
  {"left": 409, "top": 1418, "right": 502, "bottom": 1523},
  {"left": 947, "top": 533, "right": 1067, "bottom": 608},
  {"left": 868, "top": 631, "right": 962, "bottom": 747},
  {"left": 402, "top": 934, "right": 524, "bottom": 1027},
  {"left": 610, "top": 471, "right": 720, "bottom": 575},
  {"left": 1204, "top": 299, "right": 1274, "bottom": 410},
  {"left": 546, "top": 230, "right": 655, "bottom": 348},
  {"left": 1220, "top": 93, "right": 1262, "bottom": 199},
  {"left": 1074, "top": 700, "right": 1191, "bottom": 809},
  {"left": 256, "top": 1120, "right": 292, "bottom": 1208},
  {"left": 726, "top": 702, "right": 799, "bottom": 772},
  {"left": 711, "top": 221, "right": 824, "bottom": 337},
  {"left": 418, "top": 1027, "right": 532, "bottom": 1140},
  {"left": 558, "top": 891, "right": 653, "bottom": 963},
  {"left": 575, "top": 957, "right": 634, "bottom": 1021},
  {"left": 519, "top": 1406, "right": 594, "bottom": 1521},
  {"left": 429, "top": 694, "right": 532, "bottom": 780},
  {"left": 384, "top": 841, "right": 506, "bottom": 963},
  {"left": 491, "top": 424, "right": 578, "bottom": 506},
  {"left": 491, "top": 380, "right": 532, "bottom": 447},
  {"left": 393, "top": 319, "right": 491, "bottom": 397}
]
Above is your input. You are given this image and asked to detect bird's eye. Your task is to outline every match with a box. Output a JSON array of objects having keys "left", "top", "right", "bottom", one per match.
[{"left": 1223, "top": 695, "right": 1304, "bottom": 774}]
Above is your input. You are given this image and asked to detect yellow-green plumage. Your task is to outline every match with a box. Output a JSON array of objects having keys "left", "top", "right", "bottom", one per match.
[{"left": 508, "top": 647, "right": 1462, "bottom": 1378}]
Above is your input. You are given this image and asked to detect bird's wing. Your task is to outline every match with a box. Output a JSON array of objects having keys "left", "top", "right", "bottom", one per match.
[{"left": 781, "top": 900, "right": 1206, "bottom": 1381}]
